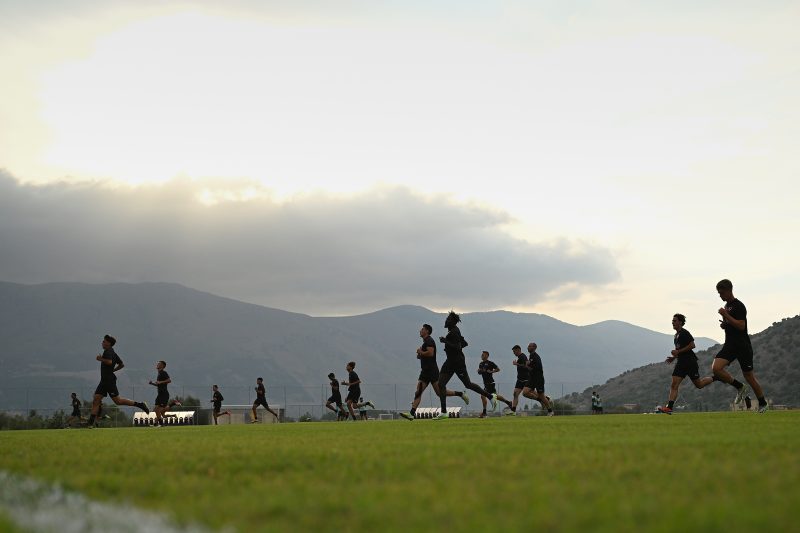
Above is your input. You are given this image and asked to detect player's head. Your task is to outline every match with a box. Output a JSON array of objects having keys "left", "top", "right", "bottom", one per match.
[
  {"left": 716, "top": 279, "right": 734, "bottom": 301},
  {"left": 420, "top": 324, "right": 433, "bottom": 338},
  {"left": 481, "top": 350, "right": 489, "bottom": 361},
  {"left": 257, "top": 377, "right": 263, "bottom": 383},
  {"left": 527, "top": 342, "right": 537, "bottom": 353},
  {"left": 71, "top": 392, "right": 77, "bottom": 398},
  {"left": 328, "top": 372, "right": 335, "bottom": 380},
  {"left": 672, "top": 313, "right": 686, "bottom": 329},
  {"left": 445, "top": 311, "right": 461, "bottom": 328},
  {"left": 103, "top": 334, "right": 116, "bottom": 348},
  {"left": 512, "top": 344, "right": 521, "bottom": 355},
  {"left": 156, "top": 360, "right": 166, "bottom": 369},
  {"left": 347, "top": 361, "right": 355, "bottom": 371},
  {"left": 212, "top": 384, "right": 218, "bottom": 391}
]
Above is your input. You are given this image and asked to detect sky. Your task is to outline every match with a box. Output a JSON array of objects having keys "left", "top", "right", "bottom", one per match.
[{"left": 1, "top": 0, "right": 798, "bottom": 341}]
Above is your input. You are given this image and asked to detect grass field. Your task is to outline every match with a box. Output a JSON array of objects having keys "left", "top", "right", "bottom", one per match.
[{"left": 1, "top": 412, "right": 798, "bottom": 532}]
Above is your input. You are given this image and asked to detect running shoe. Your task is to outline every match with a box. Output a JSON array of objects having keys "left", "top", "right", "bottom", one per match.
[
  {"left": 433, "top": 412, "right": 449, "bottom": 420},
  {"left": 503, "top": 407, "right": 515, "bottom": 416},
  {"left": 734, "top": 384, "right": 750, "bottom": 405},
  {"left": 656, "top": 406, "right": 673, "bottom": 415},
  {"left": 757, "top": 403, "right": 769, "bottom": 414},
  {"left": 366, "top": 401, "right": 375, "bottom": 409},
  {"left": 478, "top": 412, "right": 486, "bottom": 418},
  {"left": 399, "top": 412, "right": 414, "bottom": 421},
  {"left": 744, "top": 397, "right": 752, "bottom": 410},
  {"left": 141, "top": 402, "right": 150, "bottom": 415},
  {"left": 547, "top": 410, "right": 555, "bottom": 417},
  {"left": 460, "top": 392, "right": 470, "bottom": 405}
]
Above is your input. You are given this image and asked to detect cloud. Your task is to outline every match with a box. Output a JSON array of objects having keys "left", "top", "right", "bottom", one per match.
[{"left": 0, "top": 171, "right": 619, "bottom": 314}]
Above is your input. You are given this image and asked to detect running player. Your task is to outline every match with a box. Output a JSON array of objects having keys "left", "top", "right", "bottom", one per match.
[
  {"left": 522, "top": 342, "right": 554, "bottom": 416},
  {"left": 434, "top": 312, "right": 497, "bottom": 420},
  {"left": 148, "top": 360, "right": 171, "bottom": 427},
  {"left": 251, "top": 377, "right": 280, "bottom": 422},
  {"left": 86, "top": 334, "right": 149, "bottom": 428},
  {"left": 506, "top": 345, "right": 529, "bottom": 415},
  {"left": 325, "top": 373, "right": 347, "bottom": 420},
  {"left": 712, "top": 279, "right": 768, "bottom": 412},
  {"left": 210, "top": 385, "right": 231, "bottom": 425},
  {"left": 476, "top": 351, "right": 513, "bottom": 417},
  {"left": 65, "top": 392, "right": 83, "bottom": 428},
  {"left": 400, "top": 324, "right": 469, "bottom": 421},
  {"left": 341, "top": 362, "right": 374, "bottom": 420},
  {"left": 657, "top": 314, "right": 714, "bottom": 414}
]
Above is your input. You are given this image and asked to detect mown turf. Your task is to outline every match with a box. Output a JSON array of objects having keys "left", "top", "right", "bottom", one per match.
[{"left": 1, "top": 412, "right": 798, "bottom": 532}]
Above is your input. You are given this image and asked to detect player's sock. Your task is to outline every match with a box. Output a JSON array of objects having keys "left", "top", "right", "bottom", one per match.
[
  {"left": 731, "top": 379, "right": 744, "bottom": 390},
  {"left": 757, "top": 396, "right": 767, "bottom": 407},
  {"left": 481, "top": 410, "right": 486, "bottom": 415},
  {"left": 667, "top": 400, "right": 675, "bottom": 409},
  {"left": 87, "top": 415, "right": 95, "bottom": 425},
  {"left": 410, "top": 407, "right": 416, "bottom": 416}
]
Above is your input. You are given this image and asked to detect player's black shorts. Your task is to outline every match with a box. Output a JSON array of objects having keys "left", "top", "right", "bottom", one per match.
[
  {"left": 71, "top": 408, "right": 81, "bottom": 417},
  {"left": 439, "top": 360, "right": 473, "bottom": 387},
  {"left": 672, "top": 356, "right": 701, "bottom": 380},
  {"left": 525, "top": 374, "right": 545, "bottom": 394},
  {"left": 94, "top": 380, "right": 119, "bottom": 398},
  {"left": 213, "top": 403, "right": 222, "bottom": 415},
  {"left": 716, "top": 343, "right": 754, "bottom": 372},
  {"left": 483, "top": 382, "right": 497, "bottom": 395},
  {"left": 514, "top": 379, "right": 528, "bottom": 390},
  {"left": 155, "top": 393, "right": 169, "bottom": 407},
  {"left": 253, "top": 397, "right": 269, "bottom": 408},
  {"left": 327, "top": 392, "right": 342, "bottom": 404},
  {"left": 346, "top": 387, "right": 361, "bottom": 403},
  {"left": 418, "top": 366, "right": 440, "bottom": 384}
]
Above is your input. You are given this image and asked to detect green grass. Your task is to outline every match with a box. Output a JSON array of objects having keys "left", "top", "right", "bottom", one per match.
[{"left": 1, "top": 412, "right": 799, "bottom": 532}]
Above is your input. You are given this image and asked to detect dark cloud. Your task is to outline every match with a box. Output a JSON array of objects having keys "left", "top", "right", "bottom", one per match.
[{"left": 0, "top": 171, "right": 619, "bottom": 314}]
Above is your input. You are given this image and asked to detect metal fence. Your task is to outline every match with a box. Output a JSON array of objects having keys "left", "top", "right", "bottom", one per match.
[{"left": 0, "top": 381, "right": 596, "bottom": 423}]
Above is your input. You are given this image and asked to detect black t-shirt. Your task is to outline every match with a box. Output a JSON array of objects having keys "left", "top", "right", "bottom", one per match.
[
  {"left": 674, "top": 329, "right": 697, "bottom": 359},
  {"left": 256, "top": 383, "right": 266, "bottom": 398},
  {"left": 156, "top": 370, "right": 170, "bottom": 395},
  {"left": 722, "top": 299, "right": 751, "bottom": 346},
  {"left": 478, "top": 360, "right": 499, "bottom": 385},
  {"left": 527, "top": 351, "right": 543, "bottom": 377},
  {"left": 515, "top": 353, "right": 530, "bottom": 381},
  {"left": 330, "top": 379, "right": 340, "bottom": 394},
  {"left": 212, "top": 390, "right": 224, "bottom": 407},
  {"left": 443, "top": 326, "right": 467, "bottom": 362},
  {"left": 72, "top": 397, "right": 81, "bottom": 410},
  {"left": 348, "top": 370, "right": 360, "bottom": 390},
  {"left": 419, "top": 336, "right": 438, "bottom": 371},
  {"left": 100, "top": 348, "right": 121, "bottom": 382}
]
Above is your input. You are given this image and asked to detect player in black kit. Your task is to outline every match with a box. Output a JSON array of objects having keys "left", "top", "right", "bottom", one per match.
[
  {"left": 210, "top": 385, "right": 231, "bottom": 425},
  {"left": 712, "top": 279, "right": 768, "bottom": 412},
  {"left": 522, "top": 342, "right": 554, "bottom": 416},
  {"left": 657, "top": 314, "right": 714, "bottom": 414},
  {"left": 325, "top": 372, "right": 347, "bottom": 420},
  {"left": 434, "top": 312, "right": 497, "bottom": 420},
  {"left": 400, "top": 324, "right": 469, "bottom": 421},
  {"left": 65, "top": 392, "right": 83, "bottom": 428},
  {"left": 149, "top": 360, "right": 172, "bottom": 427},
  {"left": 251, "top": 377, "right": 280, "bottom": 423},
  {"left": 506, "top": 345, "right": 529, "bottom": 414},
  {"left": 86, "top": 334, "right": 149, "bottom": 428},
  {"left": 341, "top": 362, "right": 375, "bottom": 420},
  {"left": 476, "top": 351, "right": 513, "bottom": 417}
]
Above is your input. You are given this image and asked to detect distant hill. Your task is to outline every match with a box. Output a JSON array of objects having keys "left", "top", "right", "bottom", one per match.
[
  {"left": 562, "top": 315, "right": 800, "bottom": 412},
  {"left": 0, "top": 281, "right": 718, "bottom": 412}
]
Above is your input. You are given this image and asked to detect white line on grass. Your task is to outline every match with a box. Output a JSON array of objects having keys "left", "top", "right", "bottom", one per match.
[{"left": 0, "top": 470, "right": 218, "bottom": 533}]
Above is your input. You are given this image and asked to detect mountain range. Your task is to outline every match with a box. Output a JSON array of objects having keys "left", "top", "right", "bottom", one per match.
[{"left": 0, "top": 281, "right": 720, "bottom": 413}]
